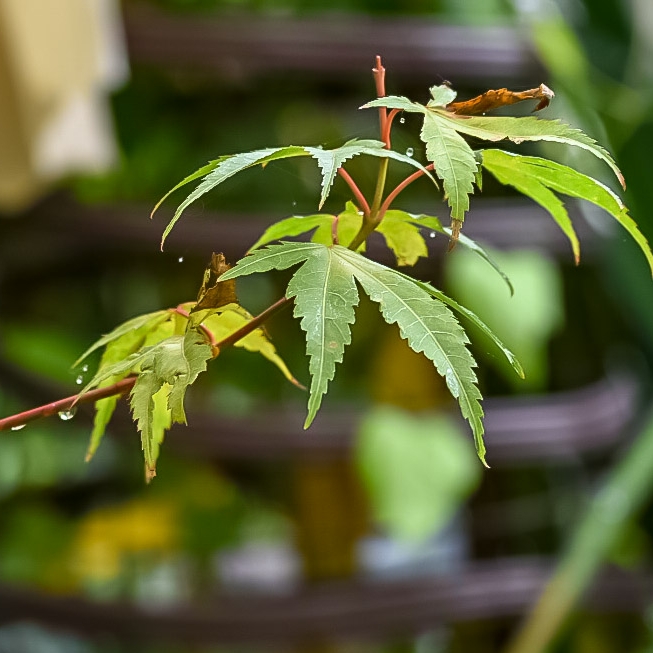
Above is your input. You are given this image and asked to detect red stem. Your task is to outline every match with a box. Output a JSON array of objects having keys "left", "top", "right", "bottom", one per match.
[
  {"left": 337, "top": 168, "right": 370, "bottom": 217},
  {"left": 373, "top": 55, "right": 387, "bottom": 139},
  {"left": 379, "top": 164, "right": 435, "bottom": 217},
  {"left": 0, "top": 296, "right": 292, "bottom": 432},
  {"left": 382, "top": 109, "right": 401, "bottom": 149},
  {"left": 172, "top": 306, "right": 217, "bottom": 347}
]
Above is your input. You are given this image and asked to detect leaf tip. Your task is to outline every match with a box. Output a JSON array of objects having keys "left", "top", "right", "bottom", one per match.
[{"left": 145, "top": 464, "right": 157, "bottom": 484}]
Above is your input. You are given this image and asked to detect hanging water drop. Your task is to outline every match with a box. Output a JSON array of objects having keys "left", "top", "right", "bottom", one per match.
[
  {"left": 81, "top": 364, "right": 89, "bottom": 373},
  {"left": 405, "top": 147, "right": 414, "bottom": 157},
  {"left": 10, "top": 424, "right": 25, "bottom": 431},
  {"left": 399, "top": 116, "right": 406, "bottom": 124},
  {"left": 292, "top": 201, "right": 297, "bottom": 207},
  {"left": 429, "top": 231, "right": 437, "bottom": 239},
  {"left": 58, "top": 407, "right": 77, "bottom": 421},
  {"left": 178, "top": 257, "right": 184, "bottom": 263},
  {"left": 75, "top": 375, "right": 84, "bottom": 385}
]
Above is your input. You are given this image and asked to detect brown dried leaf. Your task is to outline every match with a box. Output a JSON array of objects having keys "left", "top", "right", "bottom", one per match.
[
  {"left": 195, "top": 253, "right": 238, "bottom": 311},
  {"left": 447, "top": 84, "right": 554, "bottom": 116}
]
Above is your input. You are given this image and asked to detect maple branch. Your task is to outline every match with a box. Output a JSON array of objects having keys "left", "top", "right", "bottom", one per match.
[
  {"left": 379, "top": 164, "right": 435, "bottom": 216},
  {"left": 348, "top": 56, "right": 391, "bottom": 252},
  {"left": 337, "top": 168, "right": 370, "bottom": 216},
  {"left": 0, "top": 296, "right": 292, "bottom": 432},
  {"left": 382, "top": 109, "right": 401, "bottom": 149}
]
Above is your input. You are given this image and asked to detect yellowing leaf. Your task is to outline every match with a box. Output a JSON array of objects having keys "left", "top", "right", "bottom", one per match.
[{"left": 202, "top": 305, "right": 300, "bottom": 386}]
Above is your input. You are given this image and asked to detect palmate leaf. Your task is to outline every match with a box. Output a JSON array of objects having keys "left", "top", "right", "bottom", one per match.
[
  {"left": 79, "top": 297, "right": 297, "bottom": 473},
  {"left": 221, "top": 242, "right": 487, "bottom": 463},
  {"left": 481, "top": 150, "right": 653, "bottom": 274},
  {"left": 362, "top": 92, "right": 626, "bottom": 228},
  {"left": 155, "top": 141, "right": 436, "bottom": 248}
]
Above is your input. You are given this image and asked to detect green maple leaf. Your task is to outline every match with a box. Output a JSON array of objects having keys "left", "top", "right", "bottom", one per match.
[
  {"left": 285, "top": 247, "right": 359, "bottom": 426},
  {"left": 131, "top": 378, "right": 172, "bottom": 483},
  {"left": 376, "top": 210, "right": 433, "bottom": 266},
  {"left": 334, "top": 247, "right": 487, "bottom": 464},
  {"left": 481, "top": 150, "right": 653, "bottom": 273},
  {"left": 82, "top": 314, "right": 168, "bottom": 462},
  {"left": 222, "top": 242, "right": 488, "bottom": 463},
  {"left": 435, "top": 111, "right": 624, "bottom": 189},
  {"left": 421, "top": 112, "right": 479, "bottom": 221},
  {"left": 362, "top": 90, "right": 625, "bottom": 226},
  {"left": 73, "top": 310, "right": 169, "bottom": 368},
  {"left": 129, "top": 329, "right": 213, "bottom": 480},
  {"left": 154, "top": 141, "right": 435, "bottom": 248}
]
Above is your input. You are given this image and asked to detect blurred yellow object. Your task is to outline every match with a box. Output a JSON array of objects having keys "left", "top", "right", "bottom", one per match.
[
  {"left": 70, "top": 498, "right": 179, "bottom": 582},
  {"left": 0, "top": 0, "right": 128, "bottom": 211}
]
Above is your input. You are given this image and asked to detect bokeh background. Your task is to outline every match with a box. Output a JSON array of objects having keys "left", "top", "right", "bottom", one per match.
[{"left": 1, "top": 0, "right": 653, "bottom": 652}]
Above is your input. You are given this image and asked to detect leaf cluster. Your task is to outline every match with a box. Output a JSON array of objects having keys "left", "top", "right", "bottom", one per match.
[
  {"left": 72, "top": 75, "right": 653, "bottom": 477},
  {"left": 76, "top": 301, "right": 297, "bottom": 481}
]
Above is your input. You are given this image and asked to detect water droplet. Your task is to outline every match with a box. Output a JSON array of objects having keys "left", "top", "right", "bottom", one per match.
[
  {"left": 11, "top": 424, "right": 25, "bottom": 431},
  {"left": 292, "top": 201, "right": 297, "bottom": 207},
  {"left": 81, "top": 364, "right": 89, "bottom": 373},
  {"left": 357, "top": 210, "right": 364, "bottom": 216},
  {"left": 58, "top": 407, "right": 77, "bottom": 421},
  {"left": 75, "top": 375, "right": 84, "bottom": 385},
  {"left": 178, "top": 257, "right": 184, "bottom": 263},
  {"left": 444, "top": 367, "right": 460, "bottom": 396},
  {"left": 429, "top": 231, "right": 437, "bottom": 239},
  {"left": 405, "top": 147, "right": 414, "bottom": 157},
  {"left": 399, "top": 116, "right": 406, "bottom": 124}
]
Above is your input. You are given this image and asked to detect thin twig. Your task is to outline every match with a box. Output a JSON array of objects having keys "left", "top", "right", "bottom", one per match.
[
  {"left": 0, "top": 296, "right": 292, "bottom": 432},
  {"left": 373, "top": 55, "right": 387, "bottom": 138},
  {"left": 379, "top": 164, "right": 435, "bottom": 216},
  {"left": 337, "top": 168, "right": 370, "bottom": 216},
  {"left": 382, "top": 109, "right": 401, "bottom": 149}
]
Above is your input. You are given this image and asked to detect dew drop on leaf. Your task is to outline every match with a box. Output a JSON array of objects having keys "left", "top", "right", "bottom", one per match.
[
  {"left": 405, "top": 147, "right": 414, "bottom": 157},
  {"left": 10, "top": 424, "right": 25, "bottom": 431},
  {"left": 429, "top": 232, "right": 437, "bottom": 239},
  {"left": 75, "top": 375, "right": 84, "bottom": 385},
  {"left": 399, "top": 116, "right": 406, "bottom": 124},
  {"left": 58, "top": 407, "right": 77, "bottom": 421},
  {"left": 81, "top": 364, "right": 89, "bottom": 373},
  {"left": 444, "top": 367, "right": 460, "bottom": 397}
]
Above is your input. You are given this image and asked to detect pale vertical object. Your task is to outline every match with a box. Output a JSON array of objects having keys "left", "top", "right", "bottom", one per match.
[
  {"left": 625, "top": 0, "right": 653, "bottom": 83},
  {"left": 0, "top": 0, "right": 129, "bottom": 211}
]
